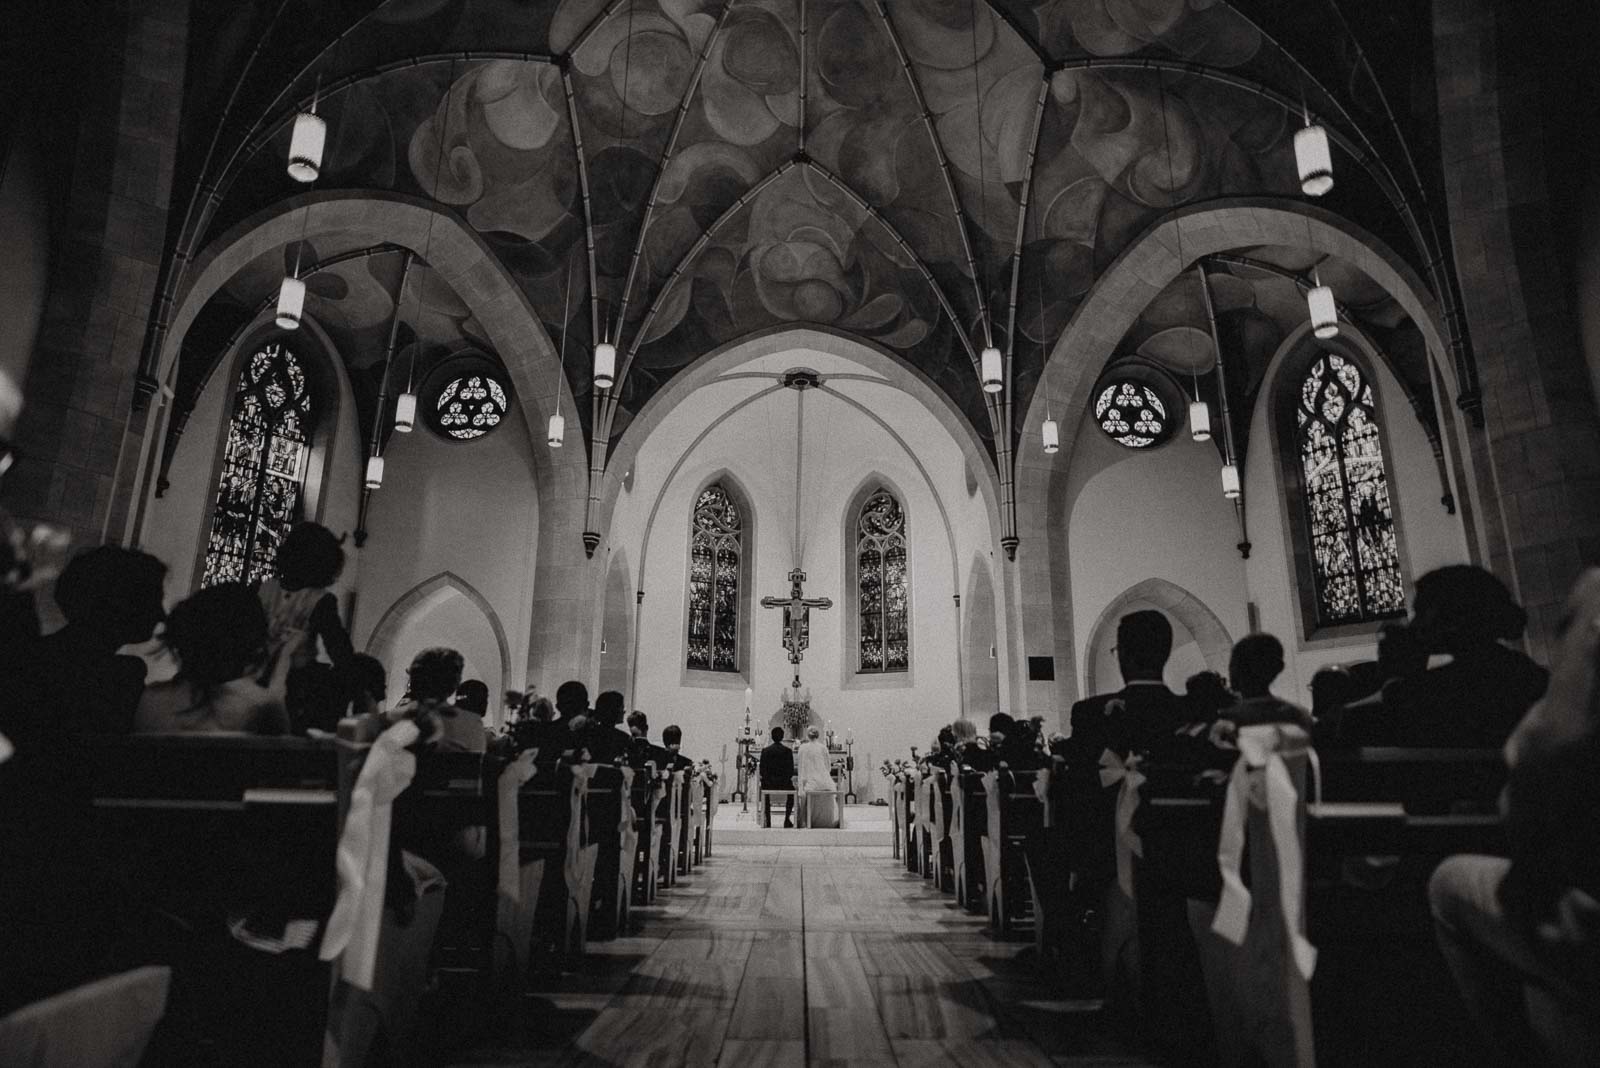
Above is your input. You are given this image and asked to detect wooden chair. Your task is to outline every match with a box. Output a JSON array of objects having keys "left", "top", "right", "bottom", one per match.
[
  {"left": 799, "top": 779, "right": 846, "bottom": 828},
  {"left": 759, "top": 784, "right": 799, "bottom": 828}
]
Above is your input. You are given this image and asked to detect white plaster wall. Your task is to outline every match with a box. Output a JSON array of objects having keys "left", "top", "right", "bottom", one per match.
[
  {"left": 1066, "top": 424, "right": 1250, "bottom": 698},
  {"left": 1243, "top": 341, "right": 1471, "bottom": 705},
  {"left": 350, "top": 399, "right": 538, "bottom": 700},
  {"left": 608, "top": 348, "right": 996, "bottom": 801},
  {"left": 142, "top": 325, "right": 364, "bottom": 604}
]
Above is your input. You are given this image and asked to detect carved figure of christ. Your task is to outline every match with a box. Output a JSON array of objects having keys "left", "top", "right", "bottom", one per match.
[{"left": 761, "top": 567, "right": 832, "bottom": 689}]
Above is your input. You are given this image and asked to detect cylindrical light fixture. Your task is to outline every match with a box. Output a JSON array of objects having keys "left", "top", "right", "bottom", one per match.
[
  {"left": 276, "top": 276, "right": 306, "bottom": 330},
  {"left": 1294, "top": 122, "right": 1333, "bottom": 197},
  {"left": 393, "top": 391, "right": 417, "bottom": 433},
  {"left": 1041, "top": 417, "right": 1060, "bottom": 454},
  {"left": 1221, "top": 463, "right": 1241, "bottom": 500},
  {"left": 288, "top": 111, "right": 327, "bottom": 183},
  {"left": 593, "top": 341, "right": 617, "bottom": 390},
  {"left": 547, "top": 412, "right": 565, "bottom": 448},
  {"left": 1307, "top": 281, "right": 1339, "bottom": 339},
  {"left": 364, "top": 454, "right": 385, "bottom": 490},
  {"left": 980, "top": 345, "right": 1002, "bottom": 393},
  {"left": 1189, "top": 399, "right": 1212, "bottom": 442}
]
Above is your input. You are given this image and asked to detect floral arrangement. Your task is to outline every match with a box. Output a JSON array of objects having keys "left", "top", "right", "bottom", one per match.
[
  {"left": 879, "top": 758, "right": 912, "bottom": 781},
  {"left": 781, "top": 692, "right": 812, "bottom": 738},
  {"left": 697, "top": 759, "right": 718, "bottom": 785}
]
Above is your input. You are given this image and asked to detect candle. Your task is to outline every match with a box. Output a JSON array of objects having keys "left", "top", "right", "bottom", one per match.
[{"left": 744, "top": 686, "right": 753, "bottom": 710}]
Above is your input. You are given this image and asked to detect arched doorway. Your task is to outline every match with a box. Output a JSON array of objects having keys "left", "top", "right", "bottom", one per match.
[
  {"left": 1083, "top": 578, "right": 1231, "bottom": 696},
  {"left": 366, "top": 571, "right": 511, "bottom": 723}
]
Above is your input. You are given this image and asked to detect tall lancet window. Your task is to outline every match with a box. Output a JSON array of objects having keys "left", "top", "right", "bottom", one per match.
[
  {"left": 202, "top": 342, "right": 315, "bottom": 586},
  {"left": 686, "top": 484, "right": 743, "bottom": 672},
  {"left": 857, "top": 489, "right": 909, "bottom": 672},
  {"left": 1295, "top": 352, "right": 1405, "bottom": 625}
]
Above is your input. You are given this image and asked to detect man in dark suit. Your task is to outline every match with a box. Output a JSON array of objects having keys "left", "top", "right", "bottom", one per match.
[
  {"left": 660, "top": 724, "right": 697, "bottom": 774},
  {"left": 1064, "top": 609, "right": 1192, "bottom": 1027},
  {"left": 758, "top": 727, "right": 797, "bottom": 828},
  {"left": 585, "top": 689, "right": 634, "bottom": 764}
]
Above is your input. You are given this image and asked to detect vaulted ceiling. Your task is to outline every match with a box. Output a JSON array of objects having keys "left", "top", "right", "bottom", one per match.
[{"left": 171, "top": 0, "right": 1451, "bottom": 469}]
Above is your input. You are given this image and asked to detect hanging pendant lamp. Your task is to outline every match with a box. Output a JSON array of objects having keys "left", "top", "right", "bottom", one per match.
[
  {"left": 288, "top": 110, "right": 327, "bottom": 183},
  {"left": 1307, "top": 272, "right": 1339, "bottom": 339},
  {"left": 393, "top": 391, "right": 417, "bottom": 433},
  {"left": 1220, "top": 462, "right": 1241, "bottom": 500},
  {"left": 1189, "top": 399, "right": 1212, "bottom": 442},
  {"left": 1294, "top": 118, "right": 1333, "bottom": 197},
  {"left": 364, "top": 454, "right": 385, "bottom": 490},
  {"left": 276, "top": 276, "right": 305, "bottom": 330},
  {"left": 547, "top": 412, "right": 565, "bottom": 448},
  {"left": 980, "top": 346, "right": 1002, "bottom": 393},
  {"left": 594, "top": 341, "right": 616, "bottom": 390},
  {"left": 1041, "top": 417, "right": 1060, "bottom": 454}
]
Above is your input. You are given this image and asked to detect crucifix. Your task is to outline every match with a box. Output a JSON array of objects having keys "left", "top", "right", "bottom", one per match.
[
  {"left": 759, "top": 368, "right": 832, "bottom": 689},
  {"left": 761, "top": 567, "right": 832, "bottom": 689}
]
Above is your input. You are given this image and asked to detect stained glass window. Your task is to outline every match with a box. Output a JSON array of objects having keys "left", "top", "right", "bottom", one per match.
[
  {"left": 435, "top": 374, "right": 508, "bottom": 440},
  {"left": 201, "top": 342, "right": 315, "bottom": 586},
  {"left": 686, "top": 484, "right": 743, "bottom": 672},
  {"left": 1295, "top": 353, "right": 1405, "bottom": 625},
  {"left": 857, "top": 490, "right": 909, "bottom": 673},
  {"left": 1096, "top": 381, "right": 1169, "bottom": 447}
]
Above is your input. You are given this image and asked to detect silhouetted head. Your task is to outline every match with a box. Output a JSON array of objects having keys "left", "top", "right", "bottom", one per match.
[
  {"left": 663, "top": 724, "right": 683, "bottom": 749},
  {"left": 274, "top": 522, "right": 344, "bottom": 590},
  {"left": 554, "top": 680, "right": 588, "bottom": 719},
  {"left": 595, "top": 690, "right": 626, "bottom": 727},
  {"left": 1229, "top": 634, "right": 1286, "bottom": 699},
  {"left": 406, "top": 647, "right": 464, "bottom": 701},
  {"left": 1411, "top": 565, "right": 1526, "bottom": 654},
  {"left": 1309, "top": 665, "right": 1354, "bottom": 719},
  {"left": 807, "top": 726, "right": 821, "bottom": 741},
  {"left": 627, "top": 710, "right": 649, "bottom": 737},
  {"left": 55, "top": 545, "right": 167, "bottom": 648},
  {"left": 1184, "top": 670, "right": 1235, "bottom": 717},
  {"left": 937, "top": 725, "right": 956, "bottom": 749},
  {"left": 1116, "top": 610, "right": 1173, "bottom": 682},
  {"left": 771, "top": 726, "right": 784, "bottom": 743},
  {"left": 454, "top": 679, "right": 489, "bottom": 716},
  {"left": 529, "top": 696, "right": 555, "bottom": 722},
  {"left": 349, "top": 653, "right": 387, "bottom": 703},
  {"left": 950, "top": 718, "right": 978, "bottom": 743},
  {"left": 164, "top": 583, "right": 266, "bottom": 687}
]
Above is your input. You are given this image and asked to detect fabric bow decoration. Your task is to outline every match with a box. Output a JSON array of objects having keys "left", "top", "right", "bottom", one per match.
[
  {"left": 1031, "top": 767, "right": 1052, "bottom": 828},
  {"left": 1211, "top": 724, "right": 1317, "bottom": 980},
  {"left": 497, "top": 750, "right": 538, "bottom": 906},
  {"left": 1098, "top": 748, "right": 1146, "bottom": 898},
  {"left": 319, "top": 718, "right": 420, "bottom": 990}
]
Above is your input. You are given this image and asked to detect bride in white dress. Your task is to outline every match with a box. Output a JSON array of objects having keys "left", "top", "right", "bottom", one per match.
[{"left": 796, "top": 726, "right": 838, "bottom": 827}]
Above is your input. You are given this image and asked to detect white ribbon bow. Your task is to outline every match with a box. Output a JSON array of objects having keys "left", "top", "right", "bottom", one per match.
[
  {"left": 1031, "top": 767, "right": 1052, "bottom": 828},
  {"left": 319, "top": 718, "right": 420, "bottom": 990},
  {"left": 1098, "top": 749, "right": 1145, "bottom": 898},
  {"left": 1211, "top": 724, "right": 1317, "bottom": 980},
  {"left": 497, "top": 751, "right": 538, "bottom": 905}
]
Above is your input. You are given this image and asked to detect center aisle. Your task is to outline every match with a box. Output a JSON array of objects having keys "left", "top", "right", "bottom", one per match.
[{"left": 453, "top": 846, "right": 1153, "bottom": 1068}]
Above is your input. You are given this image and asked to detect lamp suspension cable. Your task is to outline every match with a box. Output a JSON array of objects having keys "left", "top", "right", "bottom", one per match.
[
  {"left": 1032, "top": 169, "right": 1058, "bottom": 453},
  {"left": 1155, "top": 69, "right": 1212, "bottom": 445},
  {"left": 971, "top": 0, "right": 1001, "bottom": 394},
  {"left": 366, "top": 252, "right": 414, "bottom": 490},
  {"left": 550, "top": 257, "right": 576, "bottom": 448},
  {"left": 1200, "top": 265, "right": 1241, "bottom": 500},
  {"left": 595, "top": 1, "right": 637, "bottom": 392},
  {"left": 396, "top": 61, "right": 457, "bottom": 432},
  {"left": 1303, "top": 210, "right": 1338, "bottom": 339}
]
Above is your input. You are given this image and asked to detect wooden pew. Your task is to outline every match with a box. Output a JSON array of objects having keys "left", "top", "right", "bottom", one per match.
[
  {"left": 658, "top": 770, "right": 683, "bottom": 890},
  {"left": 702, "top": 775, "right": 719, "bottom": 859},
  {"left": 981, "top": 767, "right": 1044, "bottom": 935},
  {"left": 926, "top": 767, "right": 955, "bottom": 893},
  {"left": 630, "top": 765, "right": 666, "bottom": 906},
  {"left": 584, "top": 763, "right": 635, "bottom": 941},
  {"left": 901, "top": 774, "right": 919, "bottom": 871},
  {"left": 951, "top": 769, "right": 988, "bottom": 912},
  {"left": 518, "top": 762, "right": 599, "bottom": 965},
  {"left": 75, "top": 733, "right": 360, "bottom": 1065},
  {"left": 1135, "top": 744, "right": 1511, "bottom": 1066},
  {"left": 889, "top": 776, "right": 904, "bottom": 860}
]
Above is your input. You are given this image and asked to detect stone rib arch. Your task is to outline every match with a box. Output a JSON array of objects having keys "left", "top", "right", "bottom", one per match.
[
  {"left": 365, "top": 570, "right": 513, "bottom": 701},
  {"left": 1082, "top": 578, "right": 1232, "bottom": 697}
]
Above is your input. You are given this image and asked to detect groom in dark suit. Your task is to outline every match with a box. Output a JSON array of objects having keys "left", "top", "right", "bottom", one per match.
[{"left": 758, "top": 727, "right": 797, "bottom": 828}]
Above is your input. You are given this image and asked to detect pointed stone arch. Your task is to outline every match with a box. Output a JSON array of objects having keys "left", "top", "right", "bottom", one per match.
[
  {"left": 963, "top": 554, "right": 1000, "bottom": 720},
  {"left": 365, "top": 570, "right": 512, "bottom": 701},
  {"left": 598, "top": 549, "right": 633, "bottom": 696},
  {"left": 1083, "top": 578, "right": 1232, "bottom": 697}
]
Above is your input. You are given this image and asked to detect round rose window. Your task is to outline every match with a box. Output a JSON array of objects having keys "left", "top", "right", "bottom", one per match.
[
  {"left": 435, "top": 374, "right": 508, "bottom": 440},
  {"left": 1095, "top": 380, "right": 1170, "bottom": 448}
]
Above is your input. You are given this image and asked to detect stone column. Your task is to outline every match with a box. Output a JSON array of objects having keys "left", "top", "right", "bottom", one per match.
[
  {"left": 3, "top": 1, "right": 189, "bottom": 551},
  {"left": 1435, "top": 0, "right": 1600, "bottom": 661}
]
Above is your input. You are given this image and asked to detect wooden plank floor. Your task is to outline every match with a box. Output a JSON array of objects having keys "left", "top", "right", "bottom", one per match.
[{"left": 451, "top": 845, "right": 1153, "bottom": 1067}]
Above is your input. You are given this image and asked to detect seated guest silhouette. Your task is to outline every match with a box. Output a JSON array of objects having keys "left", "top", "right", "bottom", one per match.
[
  {"left": 1069, "top": 609, "right": 1191, "bottom": 763},
  {"left": 759, "top": 727, "right": 797, "bottom": 827},
  {"left": 390, "top": 647, "right": 482, "bottom": 752},
  {"left": 1363, "top": 566, "right": 1548, "bottom": 748},
  {"left": 451, "top": 679, "right": 493, "bottom": 751},
  {"left": 1219, "top": 634, "right": 1314, "bottom": 731},
  {"left": 1430, "top": 567, "right": 1600, "bottom": 1062},
  {"left": 259, "top": 522, "right": 354, "bottom": 732},
  {"left": 15, "top": 545, "right": 168, "bottom": 740},
  {"left": 135, "top": 583, "right": 290, "bottom": 735},
  {"left": 660, "top": 724, "right": 695, "bottom": 773},
  {"left": 585, "top": 690, "right": 633, "bottom": 764}
]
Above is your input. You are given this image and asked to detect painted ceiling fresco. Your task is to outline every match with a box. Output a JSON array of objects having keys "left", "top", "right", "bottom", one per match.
[{"left": 190, "top": 0, "right": 1429, "bottom": 457}]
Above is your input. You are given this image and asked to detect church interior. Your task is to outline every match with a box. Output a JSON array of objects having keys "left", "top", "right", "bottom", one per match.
[{"left": 1, "top": 0, "right": 1597, "bottom": 1064}]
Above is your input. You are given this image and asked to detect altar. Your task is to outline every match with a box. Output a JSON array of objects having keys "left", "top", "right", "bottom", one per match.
[{"left": 729, "top": 685, "right": 857, "bottom": 814}]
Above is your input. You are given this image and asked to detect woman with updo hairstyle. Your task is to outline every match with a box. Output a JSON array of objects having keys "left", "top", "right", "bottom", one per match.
[
  {"left": 1377, "top": 565, "right": 1548, "bottom": 748},
  {"left": 135, "top": 583, "right": 290, "bottom": 735}
]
